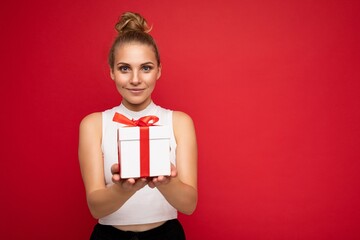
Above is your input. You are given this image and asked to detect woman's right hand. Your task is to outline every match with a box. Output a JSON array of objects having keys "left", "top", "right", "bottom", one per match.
[{"left": 111, "top": 163, "right": 148, "bottom": 191}]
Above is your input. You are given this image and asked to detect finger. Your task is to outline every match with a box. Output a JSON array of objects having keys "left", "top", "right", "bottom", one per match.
[
  {"left": 151, "top": 176, "right": 167, "bottom": 186},
  {"left": 111, "top": 164, "right": 120, "bottom": 174},
  {"left": 170, "top": 164, "right": 177, "bottom": 177},
  {"left": 120, "top": 178, "right": 136, "bottom": 190},
  {"left": 157, "top": 175, "right": 165, "bottom": 182},
  {"left": 134, "top": 178, "right": 148, "bottom": 188},
  {"left": 152, "top": 177, "right": 159, "bottom": 184},
  {"left": 112, "top": 174, "right": 121, "bottom": 183},
  {"left": 159, "top": 175, "right": 172, "bottom": 183},
  {"left": 126, "top": 178, "right": 136, "bottom": 185},
  {"left": 148, "top": 181, "right": 156, "bottom": 188}
]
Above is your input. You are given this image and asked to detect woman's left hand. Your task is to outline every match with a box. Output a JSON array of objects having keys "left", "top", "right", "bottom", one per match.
[{"left": 147, "top": 163, "right": 177, "bottom": 188}]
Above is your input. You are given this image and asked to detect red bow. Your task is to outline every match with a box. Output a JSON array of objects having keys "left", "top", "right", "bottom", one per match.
[{"left": 113, "top": 113, "right": 159, "bottom": 127}]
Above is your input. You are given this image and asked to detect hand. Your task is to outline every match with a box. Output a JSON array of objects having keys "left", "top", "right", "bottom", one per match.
[
  {"left": 111, "top": 163, "right": 148, "bottom": 191},
  {"left": 148, "top": 163, "right": 177, "bottom": 189}
]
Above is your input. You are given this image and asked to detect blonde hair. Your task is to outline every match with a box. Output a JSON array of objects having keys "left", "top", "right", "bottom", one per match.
[{"left": 108, "top": 12, "right": 160, "bottom": 69}]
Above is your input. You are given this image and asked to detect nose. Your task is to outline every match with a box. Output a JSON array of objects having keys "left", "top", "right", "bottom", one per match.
[{"left": 130, "top": 71, "right": 141, "bottom": 85}]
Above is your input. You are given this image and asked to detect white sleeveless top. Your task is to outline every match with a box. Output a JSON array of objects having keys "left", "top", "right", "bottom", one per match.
[{"left": 99, "top": 101, "right": 178, "bottom": 225}]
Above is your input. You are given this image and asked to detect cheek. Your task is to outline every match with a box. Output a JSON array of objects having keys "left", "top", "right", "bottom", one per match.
[
  {"left": 114, "top": 75, "right": 129, "bottom": 86},
  {"left": 145, "top": 73, "right": 159, "bottom": 84}
]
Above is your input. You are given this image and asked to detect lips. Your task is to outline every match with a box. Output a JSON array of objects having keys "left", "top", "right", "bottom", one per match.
[{"left": 127, "top": 88, "right": 145, "bottom": 93}]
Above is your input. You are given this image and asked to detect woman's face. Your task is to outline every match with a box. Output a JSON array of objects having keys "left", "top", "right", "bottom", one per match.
[{"left": 110, "top": 43, "right": 161, "bottom": 111}]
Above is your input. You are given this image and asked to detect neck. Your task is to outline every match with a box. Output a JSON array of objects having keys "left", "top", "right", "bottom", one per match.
[{"left": 121, "top": 99, "right": 152, "bottom": 112}]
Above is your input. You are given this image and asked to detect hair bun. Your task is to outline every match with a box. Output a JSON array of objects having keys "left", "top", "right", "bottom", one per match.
[{"left": 115, "top": 12, "right": 151, "bottom": 34}]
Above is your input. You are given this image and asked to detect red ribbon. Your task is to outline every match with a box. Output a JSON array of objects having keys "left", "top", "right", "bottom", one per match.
[{"left": 113, "top": 113, "right": 159, "bottom": 178}]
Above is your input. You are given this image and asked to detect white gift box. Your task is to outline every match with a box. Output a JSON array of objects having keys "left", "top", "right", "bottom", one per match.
[{"left": 117, "top": 125, "right": 171, "bottom": 179}]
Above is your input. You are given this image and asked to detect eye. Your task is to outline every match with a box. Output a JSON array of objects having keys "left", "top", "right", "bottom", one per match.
[
  {"left": 142, "top": 65, "right": 153, "bottom": 72},
  {"left": 118, "top": 66, "right": 130, "bottom": 72}
]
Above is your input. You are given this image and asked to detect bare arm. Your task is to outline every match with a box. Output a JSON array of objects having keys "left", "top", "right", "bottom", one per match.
[
  {"left": 78, "top": 113, "right": 147, "bottom": 219},
  {"left": 148, "top": 111, "right": 198, "bottom": 215}
]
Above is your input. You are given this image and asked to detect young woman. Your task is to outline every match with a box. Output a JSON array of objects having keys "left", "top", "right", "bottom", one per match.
[{"left": 78, "top": 12, "right": 198, "bottom": 240}]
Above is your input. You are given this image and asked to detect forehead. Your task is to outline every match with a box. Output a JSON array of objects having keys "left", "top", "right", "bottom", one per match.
[{"left": 114, "top": 43, "right": 157, "bottom": 63}]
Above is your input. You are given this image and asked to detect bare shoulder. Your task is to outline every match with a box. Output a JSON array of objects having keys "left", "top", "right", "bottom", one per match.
[
  {"left": 172, "top": 111, "right": 196, "bottom": 141},
  {"left": 79, "top": 112, "right": 102, "bottom": 134},
  {"left": 80, "top": 112, "right": 102, "bottom": 123},
  {"left": 172, "top": 111, "right": 194, "bottom": 128}
]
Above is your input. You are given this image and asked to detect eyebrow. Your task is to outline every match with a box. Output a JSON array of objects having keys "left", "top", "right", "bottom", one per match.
[
  {"left": 141, "top": 62, "right": 155, "bottom": 66},
  {"left": 116, "top": 62, "right": 130, "bottom": 66},
  {"left": 116, "top": 61, "right": 155, "bottom": 66}
]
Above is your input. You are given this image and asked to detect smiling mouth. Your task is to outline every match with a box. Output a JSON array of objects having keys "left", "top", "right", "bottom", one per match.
[{"left": 127, "top": 88, "right": 145, "bottom": 93}]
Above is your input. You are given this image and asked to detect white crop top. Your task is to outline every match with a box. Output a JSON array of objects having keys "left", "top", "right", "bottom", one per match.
[{"left": 99, "top": 101, "right": 177, "bottom": 225}]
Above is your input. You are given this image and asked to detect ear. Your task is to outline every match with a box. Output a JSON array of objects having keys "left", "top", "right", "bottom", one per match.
[
  {"left": 110, "top": 68, "right": 115, "bottom": 80},
  {"left": 156, "top": 64, "right": 162, "bottom": 80}
]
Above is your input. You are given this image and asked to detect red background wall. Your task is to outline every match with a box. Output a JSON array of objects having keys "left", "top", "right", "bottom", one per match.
[{"left": 1, "top": 0, "right": 360, "bottom": 239}]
